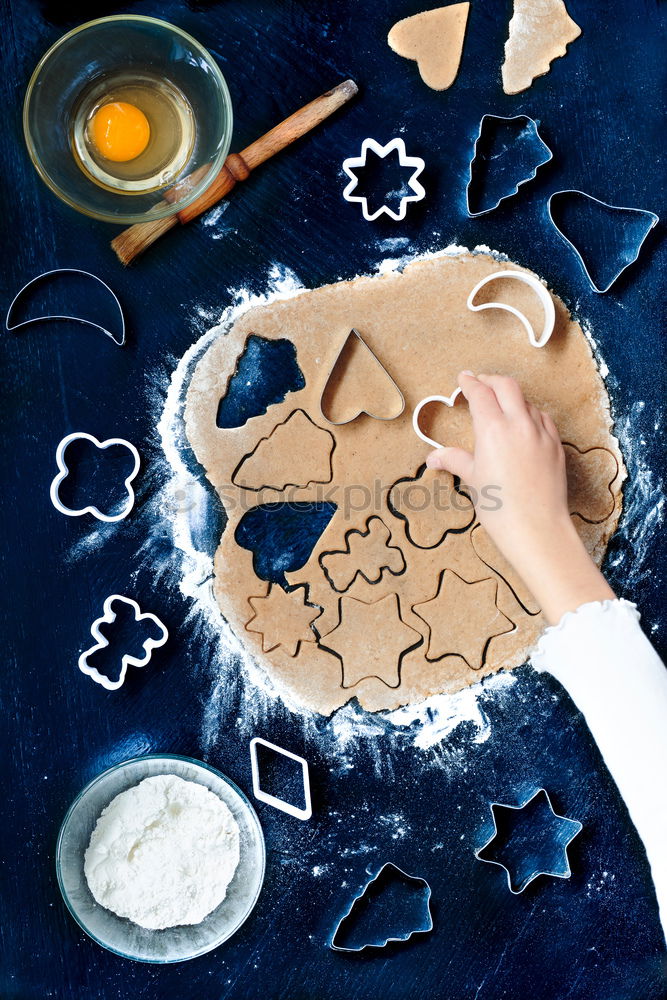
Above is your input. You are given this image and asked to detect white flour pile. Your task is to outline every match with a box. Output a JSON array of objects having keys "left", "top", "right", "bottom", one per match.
[{"left": 84, "top": 774, "right": 240, "bottom": 930}]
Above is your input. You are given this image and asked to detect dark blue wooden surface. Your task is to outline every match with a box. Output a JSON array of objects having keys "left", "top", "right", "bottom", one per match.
[{"left": 2, "top": 1, "right": 666, "bottom": 997}]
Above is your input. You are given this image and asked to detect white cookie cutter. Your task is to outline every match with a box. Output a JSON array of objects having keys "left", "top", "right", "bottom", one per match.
[
  {"left": 6, "top": 268, "right": 125, "bottom": 346},
  {"left": 50, "top": 432, "right": 140, "bottom": 522},
  {"left": 79, "top": 595, "right": 168, "bottom": 691},
  {"left": 412, "top": 387, "right": 462, "bottom": 451},
  {"left": 467, "top": 270, "right": 555, "bottom": 349},
  {"left": 342, "top": 138, "right": 426, "bottom": 221},
  {"left": 250, "top": 737, "right": 312, "bottom": 821}
]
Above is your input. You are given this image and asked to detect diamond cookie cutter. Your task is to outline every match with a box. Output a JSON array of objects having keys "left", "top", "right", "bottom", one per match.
[
  {"left": 466, "top": 114, "right": 552, "bottom": 218},
  {"left": 342, "top": 138, "right": 425, "bottom": 221},
  {"left": 50, "top": 432, "right": 140, "bottom": 522},
  {"left": 467, "top": 270, "right": 555, "bottom": 349},
  {"left": 320, "top": 328, "right": 405, "bottom": 425},
  {"left": 547, "top": 190, "right": 659, "bottom": 293},
  {"left": 413, "top": 387, "right": 463, "bottom": 450},
  {"left": 250, "top": 737, "right": 312, "bottom": 821},
  {"left": 475, "top": 788, "right": 583, "bottom": 894},
  {"left": 6, "top": 268, "right": 125, "bottom": 346},
  {"left": 331, "top": 862, "right": 433, "bottom": 953},
  {"left": 79, "top": 595, "right": 168, "bottom": 691}
]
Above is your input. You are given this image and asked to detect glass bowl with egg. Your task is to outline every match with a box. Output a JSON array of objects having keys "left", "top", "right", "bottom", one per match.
[
  {"left": 23, "top": 16, "right": 233, "bottom": 224},
  {"left": 56, "top": 754, "right": 265, "bottom": 963}
]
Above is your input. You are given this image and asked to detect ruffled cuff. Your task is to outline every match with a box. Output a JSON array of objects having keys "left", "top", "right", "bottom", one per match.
[{"left": 531, "top": 598, "right": 640, "bottom": 675}]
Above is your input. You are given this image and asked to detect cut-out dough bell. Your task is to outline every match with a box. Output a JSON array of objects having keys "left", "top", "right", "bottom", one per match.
[{"left": 388, "top": 3, "right": 470, "bottom": 90}]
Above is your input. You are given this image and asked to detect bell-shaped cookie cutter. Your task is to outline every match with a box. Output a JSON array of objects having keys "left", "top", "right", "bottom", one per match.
[
  {"left": 78, "top": 594, "right": 168, "bottom": 691},
  {"left": 5, "top": 268, "right": 125, "bottom": 346},
  {"left": 467, "top": 270, "right": 555, "bottom": 348},
  {"left": 50, "top": 432, "right": 141, "bottom": 522},
  {"left": 330, "top": 862, "right": 433, "bottom": 953},
  {"left": 320, "top": 327, "right": 405, "bottom": 425},
  {"left": 412, "top": 387, "right": 462, "bottom": 450},
  {"left": 466, "top": 114, "right": 553, "bottom": 217},
  {"left": 475, "top": 787, "right": 583, "bottom": 894},
  {"left": 342, "top": 138, "right": 426, "bottom": 221},
  {"left": 250, "top": 737, "right": 312, "bottom": 821},
  {"left": 547, "top": 190, "right": 659, "bottom": 293}
]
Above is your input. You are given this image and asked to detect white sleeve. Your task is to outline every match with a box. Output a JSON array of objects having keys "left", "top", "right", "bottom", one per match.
[{"left": 531, "top": 598, "right": 667, "bottom": 939}]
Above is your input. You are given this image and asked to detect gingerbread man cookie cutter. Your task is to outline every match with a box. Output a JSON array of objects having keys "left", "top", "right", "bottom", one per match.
[
  {"left": 79, "top": 595, "right": 168, "bottom": 691},
  {"left": 342, "top": 138, "right": 426, "bottom": 221},
  {"left": 50, "top": 432, "right": 141, "bottom": 522}
]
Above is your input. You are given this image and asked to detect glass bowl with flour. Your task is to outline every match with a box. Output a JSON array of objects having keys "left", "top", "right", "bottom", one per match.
[{"left": 56, "top": 755, "right": 265, "bottom": 962}]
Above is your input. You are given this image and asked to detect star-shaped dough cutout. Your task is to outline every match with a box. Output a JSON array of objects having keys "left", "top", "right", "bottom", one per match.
[
  {"left": 246, "top": 584, "right": 322, "bottom": 657},
  {"left": 413, "top": 571, "right": 514, "bottom": 669},
  {"left": 320, "top": 593, "right": 422, "bottom": 689}
]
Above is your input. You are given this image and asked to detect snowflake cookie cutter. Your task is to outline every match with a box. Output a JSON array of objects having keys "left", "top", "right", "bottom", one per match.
[
  {"left": 250, "top": 737, "right": 312, "bottom": 821},
  {"left": 79, "top": 595, "right": 168, "bottom": 691},
  {"left": 330, "top": 862, "right": 433, "bottom": 953},
  {"left": 412, "top": 387, "right": 462, "bottom": 451},
  {"left": 342, "top": 138, "right": 426, "bottom": 221},
  {"left": 466, "top": 114, "right": 553, "bottom": 218},
  {"left": 547, "top": 190, "right": 659, "bottom": 293},
  {"left": 475, "top": 788, "right": 583, "bottom": 894},
  {"left": 5, "top": 268, "right": 125, "bottom": 346},
  {"left": 467, "top": 270, "right": 555, "bottom": 348},
  {"left": 50, "top": 432, "right": 141, "bottom": 522}
]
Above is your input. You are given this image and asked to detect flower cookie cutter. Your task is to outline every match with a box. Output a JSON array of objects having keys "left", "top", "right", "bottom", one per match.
[
  {"left": 467, "top": 270, "right": 555, "bottom": 349},
  {"left": 547, "top": 190, "right": 659, "bottom": 293},
  {"left": 5, "top": 268, "right": 125, "bottom": 346},
  {"left": 342, "top": 138, "right": 426, "bottom": 221},
  {"left": 250, "top": 737, "right": 312, "bottom": 821},
  {"left": 475, "top": 788, "right": 583, "bottom": 894},
  {"left": 466, "top": 114, "right": 553, "bottom": 218},
  {"left": 50, "top": 432, "right": 140, "bottom": 522},
  {"left": 331, "top": 862, "right": 433, "bottom": 953},
  {"left": 79, "top": 595, "right": 168, "bottom": 691}
]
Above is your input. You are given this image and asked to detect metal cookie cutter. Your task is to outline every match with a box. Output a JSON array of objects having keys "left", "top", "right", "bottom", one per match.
[
  {"left": 320, "top": 328, "right": 406, "bottom": 425},
  {"left": 475, "top": 788, "right": 583, "bottom": 894},
  {"left": 79, "top": 595, "right": 168, "bottom": 691},
  {"left": 342, "top": 138, "right": 426, "bottom": 221},
  {"left": 250, "top": 737, "right": 312, "bottom": 821},
  {"left": 547, "top": 190, "right": 659, "bottom": 293},
  {"left": 467, "top": 270, "right": 555, "bottom": 348},
  {"left": 331, "top": 862, "right": 433, "bottom": 953},
  {"left": 466, "top": 114, "right": 552, "bottom": 218},
  {"left": 6, "top": 268, "right": 125, "bottom": 346},
  {"left": 412, "top": 387, "right": 462, "bottom": 450},
  {"left": 50, "top": 432, "right": 141, "bottom": 522}
]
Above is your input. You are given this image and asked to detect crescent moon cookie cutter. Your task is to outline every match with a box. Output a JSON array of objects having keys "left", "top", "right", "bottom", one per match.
[
  {"left": 412, "top": 388, "right": 463, "bottom": 451},
  {"left": 465, "top": 114, "right": 553, "bottom": 218},
  {"left": 50, "top": 432, "right": 141, "bottom": 522},
  {"left": 319, "top": 328, "right": 406, "bottom": 425},
  {"left": 330, "top": 862, "right": 433, "bottom": 953},
  {"left": 5, "top": 268, "right": 126, "bottom": 346},
  {"left": 467, "top": 270, "right": 556, "bottom": 349},
  {"left": 79, "top": 595, "right": 168, "bottom": 691},
  {"left": 342, "top": 138, "right": 426, "bottom": 221},
  {"left": 547, "top": 190, "right": 659, "bottom": 294}
]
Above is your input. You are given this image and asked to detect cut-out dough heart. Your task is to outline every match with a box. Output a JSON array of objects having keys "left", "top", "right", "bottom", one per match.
[
  {"left": 388, "top": 3, "right": 470, "bottom": 91},
  {"left": 467, "top": 271, "right": 555, "bottom": 349},
  {"left": 412, "top": 388, "right": 463, "bottom": 450},
  {"left": 320, "top": 328, "right": 405, "bottom": 425},
  {"left": 502, "top": 0, "right": 581, "bottom": 95}
]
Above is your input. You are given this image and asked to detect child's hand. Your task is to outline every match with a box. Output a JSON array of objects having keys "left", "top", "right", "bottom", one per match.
[{"left": 426, "top": 372, "right": 615, "bottom": 624}]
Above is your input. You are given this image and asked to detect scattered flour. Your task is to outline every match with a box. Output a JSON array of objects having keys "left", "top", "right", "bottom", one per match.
[{"left": 84, "top": 774, "right": 240, "bottom": 930}]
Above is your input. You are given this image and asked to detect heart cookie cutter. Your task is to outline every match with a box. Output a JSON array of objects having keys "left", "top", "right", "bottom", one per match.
[
  {"left": 50, "top": 432, "right": 141, "bottom": 522},
  {"left": 79, "top": 594, "right": 168, "bottom": 691},
  {"left": 320, "top": 328, "right": 405, "bottom": 425},
  {"left": 6, "top": 268, "right": 125, "bottom": 346},
  {"left": 250, "top": 737, "right": 312, "bottom": 821},
  {"left": 466, "top": 114, "right": 553, "bottom": 218},
  {"left": 342, "top": 138, "right": 426, "bottom": 221},
  {"left": 467, "top": 270, "right": 555, "bottom": 349},
  {"left": 412, "top": 387, "right": 462, "bottom": 451}
]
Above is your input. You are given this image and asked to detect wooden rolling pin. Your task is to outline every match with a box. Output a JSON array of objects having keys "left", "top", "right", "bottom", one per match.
[{"left": 112, "top": 79, "right": 358, "bottom": 265}]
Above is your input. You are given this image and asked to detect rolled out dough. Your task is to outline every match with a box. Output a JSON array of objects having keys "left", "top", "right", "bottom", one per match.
[{"left": 184, "top": 252, "right": 625, "bottom": 716}]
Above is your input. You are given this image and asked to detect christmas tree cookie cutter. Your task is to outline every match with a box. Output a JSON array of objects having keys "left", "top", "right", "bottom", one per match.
[
  {"left": 466, "top": 114, "right": 553, "bottom": 217},
  {"left": 342, "top": 138, "right": 426, "bottom": 221},
  {"left": 78, "top": 595, "right": 168, "bottom": 691},
  {"left": 50, "top": 432, "right": 141, "bottom": 522}
]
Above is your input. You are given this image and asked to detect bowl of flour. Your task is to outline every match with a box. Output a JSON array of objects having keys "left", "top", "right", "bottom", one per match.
[{"left": 56, "top": 755, "right": 265, "bottom": 962}]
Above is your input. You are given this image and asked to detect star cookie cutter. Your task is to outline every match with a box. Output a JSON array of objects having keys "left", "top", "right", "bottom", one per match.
[
  {"left": 475, "top": 788, "right": 583, "bottom": 894},
  {"left": 342, "top": 138, "right": 426, "bottom": 221},
  {"left": 331, "top": 862, "right": 433, "bottom": 953},
  {"left": 466, "top": 114, "right": 553, "bottom": 217},
  {"left": 467, "top": 270, "right": 555, "bottom": 349},
  {"left": 412, "top": 387, "right": 462, "bottom": 450},
  {"left": 547, "top": 190, "right": 659, "bottom": 293},
  {"left": 79, "top": 595, "right": 168, "bottom": 691},
  {"left": 250, "top": 737, "right": 312, "bottom": 821},
  {"left": 50, "top": 432, "right": 141, "bottom": 522},
  {"left": 6, "top": 268, "right": 125, "bottom": 346}
]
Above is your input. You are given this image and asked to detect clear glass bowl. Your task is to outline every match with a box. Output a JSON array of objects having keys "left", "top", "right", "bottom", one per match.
[
  {"left": 56, "top": 755, "right": 265, "bottom": 963},
  {"left": 24, "top": 16, "right": 233, "bottom": 224}
]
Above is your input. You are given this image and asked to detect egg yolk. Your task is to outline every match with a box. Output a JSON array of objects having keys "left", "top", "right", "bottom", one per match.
[{"left": 90, "top": 102, "right": 150, "bottom": 163}]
